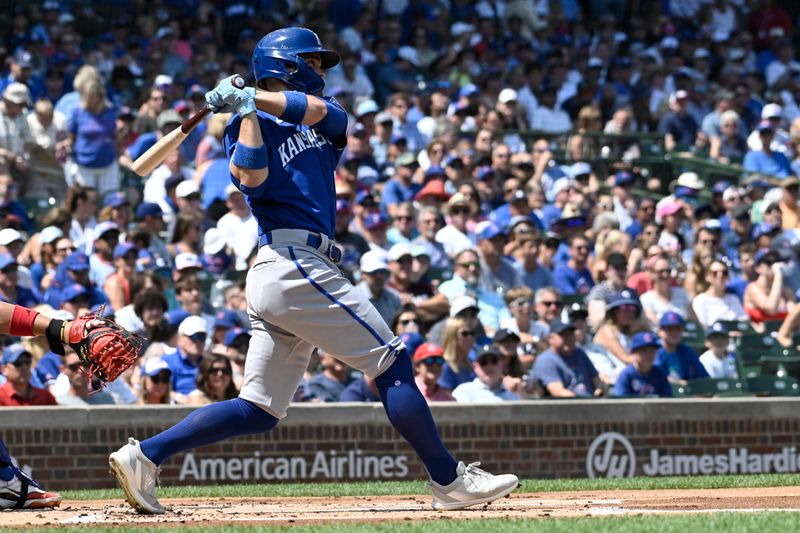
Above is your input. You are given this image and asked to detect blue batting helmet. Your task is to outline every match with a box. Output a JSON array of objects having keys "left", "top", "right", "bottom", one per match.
[{"left": 252, "top": 27, "right": 340, "bottom": 94}]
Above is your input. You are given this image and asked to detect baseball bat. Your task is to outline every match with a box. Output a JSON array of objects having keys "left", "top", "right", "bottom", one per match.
[{"left": 131, "top": 75, "right": 246, "bottom": 176}]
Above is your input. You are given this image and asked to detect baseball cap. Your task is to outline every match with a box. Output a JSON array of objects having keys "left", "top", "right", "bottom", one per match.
[
  {"left": 223, "top": 327, "right": 251, "bottom": 347},
  {"left": 355, "top": 190, "right": 376, "bottom": 206},
  {"left": 548, "top": 318, "right": 575, "bottom": 335},
  {"left": 754, "top": 248, "right": 781, "bottom": 265},
  {"left": 415, "top": 179, "right": 450, "bottom": 202},
  {"left": 388, "top": 242, "right": 413, "bottom": 262},
  {"left": 164, "top": 175, "right": 185, "bottom": 191},
  {"left": 781, "top": 176, "right": 800, "bottom": 189},
  {"left": 103, "top": 192, "right": 129, "bottom": 209},
  {"left": 659, "top": 311, "right": 685, "bottom": 328},
  {"left": 450, "top": 295, "right": 479, "bottom": 318},
  {"left": 413, "top": 342, "right": 444, "bottom": 363},
  {"left": 756, "top": 120, "right": 774, "bottom": 133},
  {"left": 0, "top": 253, "right": 16, "bottom": 270},
  {"left": 136, "top": 202, "right": 164, "bottom": 220},
  {"left": 614, "top": 171, "right": 636, "bottom": 187},
  {"left": 175, "top": 252, "right": 202, "bottom": 271},
  {"left": 2, "top": 83, "right": 29, "bottom": 105},
  {"left": 360, "top": 250, "right": 389, "bottom": 274},
  {"left": 425, "top": 165, "right": 446, "bottom": 179},
  {"left": 113, "top": 242, "right": 137, "bottom": 260},
  {"left": 508, "top": 214, "right": 536, "bottom": 233},
  {"left": 374, "top": 111, "right": 394, "bottom": 125},
  {"left": 712, "top": 180, "right": 732, "bottom": 195},
  {"left": 762, "top": 103, "right": 783, "bottom": 120},
  {"left": 476, "top": 221, "right": 504, "bottom": 242},
  {"left": 61, "top": 283, "right": 88, "bottom": 302},
  {"left": 214, "top": 309, "right": 244, "bottom": 330},
  {"left": 566, "top": 302, "right": 588, "bottom": 319},
  {"left": 493, "top": 328, "right": 520, "bottom": 344},
  {"left": 458, "top": 84, "right": 480, "bottom": 98},
  {"left": 335, "top": 198, "right": 351, "bottom": 213},
  {"left": 40, "top": 226, "right": 63, "bottom": 245},
  {"left": 395, "top": 152, "right": 417, "bottom": 167},
  {"left": 363, "top": 212, "right": 388, "bottom": 230},
  {"left": 94, "top": 221, "right": 120, "bottom": 240},
  {"left": 2, "top": 343, "right": 31, "bottom": 365},
  {"left": 753, "top": 222, "right": 779, "bottom": 240},
  {"left": 176, "top": 180, "right": 200, "bottom": 199},
  {"left": 354, "top": 99, "right": 379, "bottom": 118},
  {"left": 657, "top": 200, "right": 683, "bottom": 219},
  {"left": 587, "top": 57, "right": 605, "bottom": 69},
  {"left": 143, "top": 357, "right": 171, "bottom": 377},
  {"left": 186, "top": 84, "right": 207, "bottom": 99},
  {"left": 498, "top": 88, "right": 518, "bottom": 104},
  {"left": 400, "top": 332, "right": 425, "bottom": 358},
  {"left": 165, "top": 309, "right": 191, "bottom": 327},
  {"left": 0, "top": 228, "right": 21, "bottom": 248},
  {"left": 629, "top": 331, "right": 661, "bottom": 351},
  {"left": 607, "top": 289, "right": 641, "bottom": 314},
  {"left": 64, "top": 252, "right": 90, "bottom": 271},
  {"left": 156, "top": 109, "right": 182, "bottom": 131},
  {"left": 731, "top": 203, "right": 751, "bottom": 220},
  {"left": 204, "top": 227, "right": 227, "bottom": 255},
  {"left": 178, "top": 315, "right": 207, "bottom": 337},
  {"left": 470, "top": 343, "right": 502, "bottom": 362},
  {"left": 705, "top": 322, "right": 729, "bottom": 338},
  {"left": 397, "top": 46, "right": 420, "bottom": 66},
  {"left": 570, "top": 162, "right": 592, "bottom": 178}
]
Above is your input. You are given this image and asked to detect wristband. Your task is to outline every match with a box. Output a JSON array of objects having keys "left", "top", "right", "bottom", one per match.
[
  {"left": 280, "top": 91, "right": 307, "bottom": 124},
  {"left": 9, "top": 305, "right": 38, "bottom": 337},
  {"left": 232, "top": 143, "right": 268, "bottom": 169},
  {"left": 45, "top": 319, "right": 65, "bottom": 356}
]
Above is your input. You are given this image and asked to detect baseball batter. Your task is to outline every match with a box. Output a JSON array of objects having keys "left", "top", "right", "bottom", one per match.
[{"left": 109, "top": 27, "right": 518, "bottom": 514}]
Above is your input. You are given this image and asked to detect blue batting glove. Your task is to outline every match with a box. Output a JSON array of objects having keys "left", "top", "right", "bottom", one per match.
[
  {"left": 235, "top": 87, "right": 257, "bottom": 117},
  {"left": 205, "top": 88, "right": 235, "bottom": 113}
]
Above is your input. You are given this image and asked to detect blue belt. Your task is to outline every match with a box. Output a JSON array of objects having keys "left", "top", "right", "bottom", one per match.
[{"left": 259, "top": 231, "right": 342, "bottom": 263}]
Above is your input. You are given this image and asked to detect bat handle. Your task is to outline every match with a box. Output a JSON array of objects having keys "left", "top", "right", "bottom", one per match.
[{"left": 180, "top": 75, "right": 247, "bottom": 134}]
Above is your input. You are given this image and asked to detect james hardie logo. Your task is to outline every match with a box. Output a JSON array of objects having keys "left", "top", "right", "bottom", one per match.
[{"left": 586, "top": 432, "right": 636, "bottom": 478}]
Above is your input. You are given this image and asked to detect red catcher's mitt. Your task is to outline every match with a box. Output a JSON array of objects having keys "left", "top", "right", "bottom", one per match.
[{"left": 64, "top": 310, "right": 143, "bottom": 383}]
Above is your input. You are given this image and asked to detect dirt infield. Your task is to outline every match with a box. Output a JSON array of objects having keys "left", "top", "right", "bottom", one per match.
[{"left": 4, "top": 486, "right": 800, "bottom": 527}]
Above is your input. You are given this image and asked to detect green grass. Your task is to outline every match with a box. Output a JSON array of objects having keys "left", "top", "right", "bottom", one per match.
[
  {"left": 5, "top": 513, "right": 800, "bottom": 533},
  {"left": 61, "top": 473, "right": 800, "bottom": 501}
]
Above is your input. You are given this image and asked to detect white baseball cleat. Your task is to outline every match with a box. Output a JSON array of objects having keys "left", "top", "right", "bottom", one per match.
[
  {"left": 0, "top": 465, "right": 62, "bottom": 509},
  {"left": 429, "top": 461, "right": 519, "bottom": 510},
  {"left": 109, "top": 437, "right": 165, "bottom": 514}
]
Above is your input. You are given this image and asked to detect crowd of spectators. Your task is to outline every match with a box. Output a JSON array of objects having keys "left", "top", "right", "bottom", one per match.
[{"left": 1, "top": 0, "right": 800, "bottom": 407}]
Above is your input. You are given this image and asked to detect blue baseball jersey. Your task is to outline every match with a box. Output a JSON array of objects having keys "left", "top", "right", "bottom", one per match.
[
  {"left": 614, "top": 364, "right": 672, "bottom": 397},
  {"left": 223, "top": 97, "right": 347, "bottom": 239}
]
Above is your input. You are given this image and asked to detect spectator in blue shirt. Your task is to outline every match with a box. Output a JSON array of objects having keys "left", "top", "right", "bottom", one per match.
[
  {"left": 381, "top": 152, "right": 421, "bottom": 217},
  {"left": 303, "top": 350, "right": 352, "bottom": 402},
  {"left": 658, "top": 90, "right": 699, "bottom": 151},
  {"left": 743, "top": 122, "right": 792, "bottom": 177},
  {"left": 161, "top": 316, "right": 208, "bottom": 399},
  {"left": 65, "top": 77, "right": 118, "bottom": 196},
  {"left": 553, "top": 233, "right": 594, "bottom": 296},
  {"left": 614, "top": 331, "right": 672, "bottom": 397},
  {"left": 530, "top": 318, "right": 603, "bottom": 397},
  {"left": 0, "top": 253, "right": 39, "bottom": 308},
  {"left": 655, "top": 312, "right": 710, "bottom": 384}
]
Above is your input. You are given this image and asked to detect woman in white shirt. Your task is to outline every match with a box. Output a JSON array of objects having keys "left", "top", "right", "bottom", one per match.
[
  {"left": 640, "top": 256, "right": 690, "bottom": 325},
  {"left": 692, "top": 259, "right": 747, "bottom": 328}
]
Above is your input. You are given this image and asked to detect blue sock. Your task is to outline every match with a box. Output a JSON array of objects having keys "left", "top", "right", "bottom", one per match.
[
  {"left": 0, "top": 466, "right": 12, "bottom": 481},
  {"left": 0, "top": 437, "right": 11, "bottom": 465},
  {"left": 374, "top": 349, "right": 458, "bottom": 485},
  {"left": 140, "top": 398, "right": 279, "bottom": 465}
]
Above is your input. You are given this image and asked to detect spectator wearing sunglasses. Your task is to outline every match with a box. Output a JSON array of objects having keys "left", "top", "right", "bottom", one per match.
[
  {"left": 692, "top": 260, "right": 748, "bottom": 328},
  {"left": 412, "top": 343, "right": 454, "bottom": 403},
  {"left": 439, "top": 317, "right": 478, "bottom": 391},
  {"left": 640, "top": 255, "right": 690, "bottom": 325},
  {"left": 530, "top": 319, "right": 603, "bottom": 398},
  {"left": 594, "top": 290, "right": 648, "bottom": 366},
  {"left": 187, "top": 354, "right": 238, "bottom": 406},
  {"left": 453, "top": 344, "right": 518, "bottom": 403},
  {"left": 161, "top": 316, "right": 208, "bottom": 400},
  {"left": 0, "top": 344, "right": 57, "bottom": 406},
  {"left": 744, "top": 249, "right": 800, "bottom": 346},
  {"left": 56, "top": 349, "right": 116, "bottom": 405},
  {"left": 436, "top": 193, "right": 476, "bottom": 257},
  {"left": 137, "top": 358, "right": 175, "bottom": 405},
  {"left": 553, "top": 233, "right": 594, "bottom": 296}
]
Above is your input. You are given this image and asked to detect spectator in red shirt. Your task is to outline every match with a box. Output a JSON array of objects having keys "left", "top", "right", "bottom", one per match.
[{"left": 0, "top": 344, "right": 57, "bottom": 406}]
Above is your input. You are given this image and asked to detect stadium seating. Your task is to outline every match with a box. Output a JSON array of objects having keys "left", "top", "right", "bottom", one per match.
[{"left": 744, "top": 376, "right": 800, "bottom": 397}]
